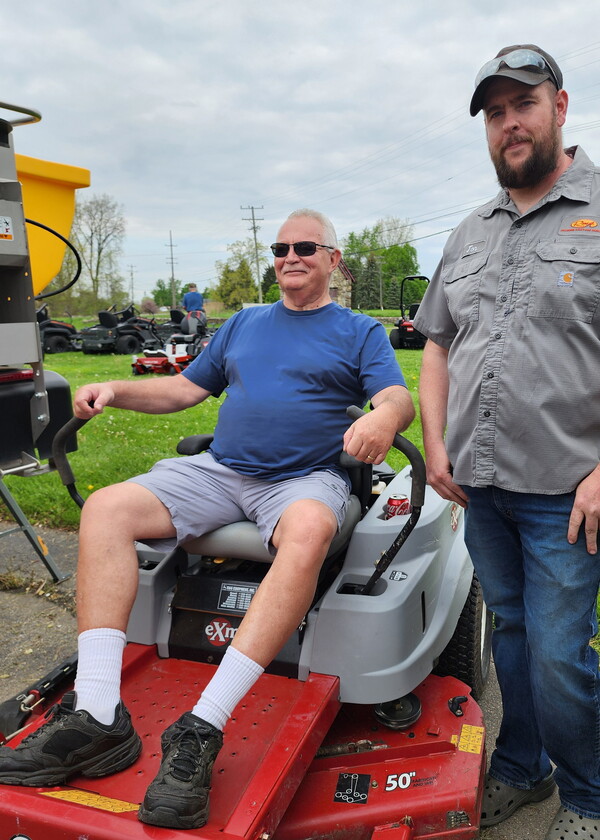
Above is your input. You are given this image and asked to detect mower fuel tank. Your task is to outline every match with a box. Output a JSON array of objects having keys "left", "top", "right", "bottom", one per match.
[
  {"left": 300, "top": 466, "right": 474, "bottom": 704},
  {"left": 0, "top": 369, "right": 76, "bottom": 467}
]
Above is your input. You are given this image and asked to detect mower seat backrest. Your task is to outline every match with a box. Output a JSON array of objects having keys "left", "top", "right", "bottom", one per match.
[
  {"left": 180, "top": 312, "right": 207, "bottom": 336},
  {"left": 98, "top": 310, "right": 120, "bottom": 328}
]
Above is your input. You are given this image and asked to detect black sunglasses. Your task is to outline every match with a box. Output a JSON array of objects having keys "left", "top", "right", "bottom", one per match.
[{"left": 270, "top": 241, "right": 334, "bottom": 258}]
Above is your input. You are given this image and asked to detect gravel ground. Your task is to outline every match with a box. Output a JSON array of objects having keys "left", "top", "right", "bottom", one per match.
[{"left": 0, "top": 517, "right": 560, "bottom": 838}]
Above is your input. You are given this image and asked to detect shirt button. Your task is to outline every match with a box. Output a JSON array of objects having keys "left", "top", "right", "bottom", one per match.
[
  {"left": 486, "top": 372, "right": 494, "bottom": 379},
  {"left": 494, "top": 332, "right": 502, "bottom": 339},
  {"left": 515, "top": 221, "right": 522, "bottom": 228},
  {"left": 483, "top": 411, "right": 491, "bottom": 417},
  {"left": 507, "top": 258, "right": 514, "bottom": 265},
  {"left": 570, "top": 247, "right": 578, "bottom": 254},
  {"left": 500, "top": 294, "right": 508, "bottom": 302}
]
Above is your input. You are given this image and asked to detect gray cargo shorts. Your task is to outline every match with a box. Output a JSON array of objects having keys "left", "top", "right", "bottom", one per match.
[{"left": 128, "top": 451, "right": 349, "bottom": 554}]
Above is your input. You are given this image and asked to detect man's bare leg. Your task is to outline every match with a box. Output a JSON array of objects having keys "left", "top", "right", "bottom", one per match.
[
  {"left": 76, "top": 482, "right": 176, "bottom": 632},
  {"left": 142, "top": 498, "right": 337, "bottom": 829},
  {"left": 231, "top": 498, "right": 337, "bottom": 665}
]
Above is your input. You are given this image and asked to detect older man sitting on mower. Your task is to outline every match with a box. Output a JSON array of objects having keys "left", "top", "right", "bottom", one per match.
[{"left": 0, "top": 208, "right": 414, "bottom": 830}]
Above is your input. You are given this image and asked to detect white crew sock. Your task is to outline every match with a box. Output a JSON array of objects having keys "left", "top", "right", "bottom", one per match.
[
  {"left": 192, "top": 646, "right": 264, "bottom": 731},
  {"left": 74, "top": 628, "right": 127, "bottom": 725}
]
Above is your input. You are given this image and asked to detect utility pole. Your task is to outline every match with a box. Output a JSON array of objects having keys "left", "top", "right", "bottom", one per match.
[
  {"left": 166, "top": 231, "right": 178, "bottom": 308},
  {"left": 128, "top": 264, "right": 136, "bottom": 304},
  {"left": 241, "top": 205, "right": 264, "bottom": 304}
]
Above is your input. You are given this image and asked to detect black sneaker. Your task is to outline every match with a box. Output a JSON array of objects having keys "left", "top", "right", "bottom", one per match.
[
  {"left": 138, "top": 712, "right": 223, "bottom": 829},
  {"left": 0, "top": 691, "right": 141, "bottom": 786}
]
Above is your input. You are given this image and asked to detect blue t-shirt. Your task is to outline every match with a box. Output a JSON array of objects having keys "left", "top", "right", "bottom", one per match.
[
  {"left": 183, "top": 301, "right": 406, "bottom": 480},
  {"left": 182, "top": 290, "right": 204, "bottom": 311}
]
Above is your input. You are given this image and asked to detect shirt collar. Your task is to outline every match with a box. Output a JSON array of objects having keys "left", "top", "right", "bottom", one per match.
[{"left": 479, "top": 146, "right": 596, "bottom": 219}]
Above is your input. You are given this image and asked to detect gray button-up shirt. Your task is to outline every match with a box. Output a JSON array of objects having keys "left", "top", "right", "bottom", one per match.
[{"left": 414, "top": 146, "right": 600, "bottom": 494}]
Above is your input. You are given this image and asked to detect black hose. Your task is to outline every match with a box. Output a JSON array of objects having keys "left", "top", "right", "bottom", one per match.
[{"left": 27, "top": 218, "right": 83, "bottom": 300}]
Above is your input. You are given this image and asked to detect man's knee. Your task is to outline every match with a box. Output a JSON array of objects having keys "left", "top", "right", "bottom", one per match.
[
  {"left": 273, "top": 500, "right": 337, "bottom": 556},
  {"left": 80, "top": 482, "right": 174, "bottom": 540}
]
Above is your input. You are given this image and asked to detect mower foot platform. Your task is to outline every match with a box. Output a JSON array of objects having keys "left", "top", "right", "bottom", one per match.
[{"left": 0, "top": 645, "right": 485, "bottom": 839}]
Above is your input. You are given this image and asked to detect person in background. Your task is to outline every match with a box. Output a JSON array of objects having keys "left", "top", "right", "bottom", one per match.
[{"left": 182, "top": 282, "right": 204, "bottom": 312}]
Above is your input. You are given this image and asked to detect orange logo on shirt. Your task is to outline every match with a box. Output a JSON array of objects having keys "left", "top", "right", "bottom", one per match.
[
  {"left": 560, "top": 218, "right": 600, "bottom": 233},
  {"left": 570, "top": 219, "right": 598, "bottom": 229}
]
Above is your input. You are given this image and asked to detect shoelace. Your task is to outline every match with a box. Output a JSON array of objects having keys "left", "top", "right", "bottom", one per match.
[
  {"left": 167, "top": 724, "right": 212, "bottom": 782},
  {"left": 17, "top": 703, "right": 76, "bottom": 746}
]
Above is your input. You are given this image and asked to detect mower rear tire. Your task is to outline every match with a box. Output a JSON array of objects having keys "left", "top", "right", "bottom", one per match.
[
  {"left": 389, "top": 328, "right": 402, "bottom": 350},
  {"left": 434, "top": 572, "right": 492, "bottom": 701},
  {"left": 115, "top": 335, "right": 142, "bottom": 354},
  {"left": 45, "top": 335, "right": 71, "bottom": 353}
]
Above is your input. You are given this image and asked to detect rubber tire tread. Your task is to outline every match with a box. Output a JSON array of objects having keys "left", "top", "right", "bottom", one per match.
[{"left": 434, "top": 572, "right": 492, "bottom": 700}]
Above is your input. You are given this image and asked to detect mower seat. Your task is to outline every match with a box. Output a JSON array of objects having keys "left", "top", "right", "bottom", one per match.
[
  {"left": 176, "top": 435, "right": 371, "bottom": 564},
  {"left": 169, "top": 311, "right": 207, "bottom": 343},
  {"left": 98, "top": 310, "right": 119, "bottom": 329},
  {"left": 183, "top": 496, "right": 361, "bottom": 563}
]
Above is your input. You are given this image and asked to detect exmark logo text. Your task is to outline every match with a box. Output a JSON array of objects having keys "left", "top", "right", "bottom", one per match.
[{"left": 205, "top": 618, "right": 237, "bottom": 646}]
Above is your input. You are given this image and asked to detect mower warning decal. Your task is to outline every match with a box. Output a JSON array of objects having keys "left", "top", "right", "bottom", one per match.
[
  {"left": 40, "top": 789, "right": 138, "bottom": 812},
  {"left": 0, "top": 217, "right": 13, "bottom": 240},
  {"left": 457, "top": 724, "right": 484, "bottom": 754},
  {"left": 218, "top": 582, "right": 257, "bottom": 612},
  {"left": 334, "top": 772, "right": 370, "bottom": 804}
]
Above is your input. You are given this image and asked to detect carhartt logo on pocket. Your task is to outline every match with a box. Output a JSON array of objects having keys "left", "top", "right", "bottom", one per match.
[{"left": 557, "top": 271, "right": 574, "bottom": 286}]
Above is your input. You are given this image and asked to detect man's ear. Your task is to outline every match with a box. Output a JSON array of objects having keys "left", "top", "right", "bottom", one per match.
[{"left": 555, "top": 88, "right": 568, "bottom": 128}]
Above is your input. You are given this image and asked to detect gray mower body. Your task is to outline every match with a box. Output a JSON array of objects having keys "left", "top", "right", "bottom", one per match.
[{"left": 127, "top": 463, "right": 473, "bottom": 706}]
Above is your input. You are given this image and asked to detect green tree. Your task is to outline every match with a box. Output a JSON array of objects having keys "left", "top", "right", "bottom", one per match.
[
  {"left": 262, "top": 264, "right": 276, "bottom": 299},
  {"left": 342, "top": 217, "right": 420, "bottom": 310},
  {"left": 264, "top": 283, "right": 281, "bottom": 303},
  {"left": 71, "top": 193, "right": 127, "bottom": 302},
  {"left": 214, "top": 258, "right": 257, "bottom": 309},
  {"left": 151, "top": 278, "right": 186, "bottom": 308},
  {"left": 359, "top": 254, "right": 382, "bottom": 309}
]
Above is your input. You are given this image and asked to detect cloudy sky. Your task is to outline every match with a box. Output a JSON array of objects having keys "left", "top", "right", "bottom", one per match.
[{"left": 5, "top": 1, "right": 600, "bottom": 301}]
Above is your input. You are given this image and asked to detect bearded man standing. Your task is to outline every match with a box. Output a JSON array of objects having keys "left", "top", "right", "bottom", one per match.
[{"left": 414, "top": 45, "right": 600, "bottom": 839}]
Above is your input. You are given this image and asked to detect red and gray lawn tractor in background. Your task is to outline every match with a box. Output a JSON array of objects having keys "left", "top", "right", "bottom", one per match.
[
  {"left": 389, "top": 276, "right": 429, "bottom": 350},
  {"left": 0, "top": 101, "right": 491, "bottom": 840}
]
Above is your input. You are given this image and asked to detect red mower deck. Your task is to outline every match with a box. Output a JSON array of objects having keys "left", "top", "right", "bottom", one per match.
[{"left": 0, "top": 645, "right": 484, "bottom": 840}]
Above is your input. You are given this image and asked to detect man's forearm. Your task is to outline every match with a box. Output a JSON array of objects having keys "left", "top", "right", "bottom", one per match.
[
  {"left": 370, "top": 385, "right": 415, "bottom": 435},
  {"left": 419, "top": 340, "right": 450, "bottom": 452}
]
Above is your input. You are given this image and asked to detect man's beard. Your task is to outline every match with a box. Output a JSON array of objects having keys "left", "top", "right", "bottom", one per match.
[{"left": 491, "top": 127, "right": 561, "bottom": 190}]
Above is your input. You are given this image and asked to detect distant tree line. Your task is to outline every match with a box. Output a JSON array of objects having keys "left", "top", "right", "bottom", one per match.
[
  {"left": 342, "top": 217, "right": 426, "bottom": 310},
  {"left": 45, "top": 198, "right": 425, "bottom": 320}
]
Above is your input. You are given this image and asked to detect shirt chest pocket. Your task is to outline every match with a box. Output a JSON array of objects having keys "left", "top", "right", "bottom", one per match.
[
  {"left": 528, "top": 242, "right": 600, "bottom": 322},
  {"left": 442, "top": 252, "right": 488, "bottom": 325}
]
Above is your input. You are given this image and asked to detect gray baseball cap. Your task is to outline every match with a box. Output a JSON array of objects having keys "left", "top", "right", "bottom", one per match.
[{"left": 470, "top": 44, "right": 563, "bottom": 116}]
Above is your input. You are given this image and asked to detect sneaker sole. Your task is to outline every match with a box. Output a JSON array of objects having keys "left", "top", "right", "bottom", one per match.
[
  {"left": 0, "top": 730, "right": 142, "bottom": 787},
  {"left": 138, "top": 803, "right": 209, "bottom": 830}
]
